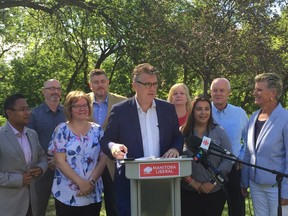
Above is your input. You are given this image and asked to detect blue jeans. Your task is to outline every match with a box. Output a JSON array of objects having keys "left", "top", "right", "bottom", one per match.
[{"left": 250, "top": 180, "right": 288, "bottom": 216}]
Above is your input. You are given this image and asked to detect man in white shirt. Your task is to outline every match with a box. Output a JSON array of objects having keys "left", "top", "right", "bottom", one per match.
[{"left": 100, "top": 63, "right": 183, "bottom": 216}]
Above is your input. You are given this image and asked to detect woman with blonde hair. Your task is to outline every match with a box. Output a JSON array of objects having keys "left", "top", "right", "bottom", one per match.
[
  {"left": 167, "top": 83, "right": 192, "bottom": 126},
  {"left": 241, "top": 73, "right": 288, "bottom": 215}
]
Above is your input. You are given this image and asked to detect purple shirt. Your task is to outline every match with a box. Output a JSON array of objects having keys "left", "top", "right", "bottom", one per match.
[{"left": 9, "top": 123, "right": 31, "bottom": 165}]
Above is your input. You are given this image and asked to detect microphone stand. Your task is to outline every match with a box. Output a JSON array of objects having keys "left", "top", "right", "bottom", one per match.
[
  {"left": 207, "top": 150, "right": 288, "bottom": 216},
  {"left": 188, "top": 149, "right": 232, "bottom": 214},
  {"left": 201, "top": 155, "right": 227, "bottom": 185},
  {"left": 189, "top": 148, "right": 227, "bottom": 185}
]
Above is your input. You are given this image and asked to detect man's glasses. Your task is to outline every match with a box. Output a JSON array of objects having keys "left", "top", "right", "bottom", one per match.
[
  {"left": 11, "top": 107, "right": 32, "bottom": 112},
  {"left": 136, "top": 81, "right": 158, "bottom": 89},
  {"left": 71, "top": 104, "right": 89, "bottom": 109},
  {"left": 44, "top": 87, "right": 62, "bottom": 91}
]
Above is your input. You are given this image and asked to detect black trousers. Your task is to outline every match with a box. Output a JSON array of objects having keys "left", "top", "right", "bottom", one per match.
[
  {"left": 26, "top": 203, "right": 33, "bottom": 216},
  {"left": 181, "top": 188, "right": 226, "bottom": 216},
  {"left": 102, "top": 165, "right": 119, "bottom": 216},
  {"left": 54, "top": 198, "right": 101, "bottom": 216},
  {"left": 225, "top": 164, "right": 245, "bottom": 216}
]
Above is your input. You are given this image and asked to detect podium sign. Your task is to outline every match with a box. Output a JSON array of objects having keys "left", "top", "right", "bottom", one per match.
[
  {"left": 124, "top": 158, "right": 192, "bottom": 216},
  {"left": 139, "top": 162, "right": 180, "bottom": 178}
]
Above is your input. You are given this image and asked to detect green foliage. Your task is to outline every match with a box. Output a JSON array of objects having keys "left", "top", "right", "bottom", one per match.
[
  {"left": 0, "top": 115, "right": 6, "bottom": 126},
  {"left": 0, "top": 0, "right": 288, "bottom": 115}
]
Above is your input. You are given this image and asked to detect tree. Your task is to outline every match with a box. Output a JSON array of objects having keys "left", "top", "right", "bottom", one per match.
[{"left": 0, "top": 0, "right": 287, "bottom": 117}]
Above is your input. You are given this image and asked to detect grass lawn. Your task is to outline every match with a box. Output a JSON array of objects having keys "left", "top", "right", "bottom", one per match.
[{"left": 46, "top": 195, "right": 254, "bottom": 216}]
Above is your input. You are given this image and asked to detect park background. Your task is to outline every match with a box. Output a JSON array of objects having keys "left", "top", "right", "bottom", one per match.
[
  {"left": 0, "top": 0, "right": 288, "bottom": 215},
  {"left": 0, "top": 0, "right": 287, "bottom": 116}
]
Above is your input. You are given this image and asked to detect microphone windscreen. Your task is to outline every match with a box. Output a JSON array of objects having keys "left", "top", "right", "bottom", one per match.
[{"left": 185, "top": 135, "right": 202, "bottom": 153}]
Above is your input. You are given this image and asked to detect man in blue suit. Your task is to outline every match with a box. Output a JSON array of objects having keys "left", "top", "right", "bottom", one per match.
[{"left": 100, "top": 63, "right": 183, "bottom": 216}]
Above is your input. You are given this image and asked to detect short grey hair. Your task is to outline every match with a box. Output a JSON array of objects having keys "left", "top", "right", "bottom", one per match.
[
  {"left": 255, "top": 73, "right": 283, "bottom": 100},
  {"left": 210, "top": 78, "right": 231, "bottom": 91}
]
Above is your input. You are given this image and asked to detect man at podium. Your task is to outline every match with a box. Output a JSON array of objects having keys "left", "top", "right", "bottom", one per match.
[{"left": 100, "top": 63, "right": 184, "bottom": 216}]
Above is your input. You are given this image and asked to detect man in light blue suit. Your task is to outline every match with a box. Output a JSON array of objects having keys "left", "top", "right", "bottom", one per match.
[
  {"left": 0, "top": 94, "right": 48, "bottom": 216},
  {"left": 100, "top": 63, "right": 183, "bottom": 216}
]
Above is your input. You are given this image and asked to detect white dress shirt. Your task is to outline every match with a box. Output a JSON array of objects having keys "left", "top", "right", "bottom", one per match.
[{"left": 136, "top": 99, "right": 160, "bottom": 157}]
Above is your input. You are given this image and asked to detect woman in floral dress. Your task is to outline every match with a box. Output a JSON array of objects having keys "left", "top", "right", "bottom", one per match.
[{"left": 48, "top": 90, "right": 107, "bottom": 216}]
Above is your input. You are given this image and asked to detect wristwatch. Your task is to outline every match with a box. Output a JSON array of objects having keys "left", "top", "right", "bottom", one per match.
[
  {"left": 209, "top": 178, "right": 217, "bottom": 186},
  {"left": 89, "top": 178, "right": 96, "bottom": 186}
]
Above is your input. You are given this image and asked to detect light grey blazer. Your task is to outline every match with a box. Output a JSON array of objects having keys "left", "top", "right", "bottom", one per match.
[
  {"left": 0, "top": 122, "right": 48, "bottom": 216},
  {"left": 242, "top": 103, "right": 288, "bottom": 198}
]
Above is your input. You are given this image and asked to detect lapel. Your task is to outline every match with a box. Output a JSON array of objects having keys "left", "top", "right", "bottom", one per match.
[
  {"left": 155, "top": 99, "right": 164, "bottom": 152},
  {"left": 88, "top": 92, "right": 95, "bottom": 122},
  {"left": 3, "top": 123, "right": 27, "bottom": 163},
  {"left": 130, "top": 97, "right": 144, "bottom": 149},
  {"left": 255, "top": 104, "right": 280, "bottom": 150},
  {"left": 26, "top": 129, "right": 37, "bottom": 166},
  {"left": 249, "top": 112, "right": 258, "bottom": 153},
  {"left": 103, "top": 93, "right": 113, "bottom": 129}
]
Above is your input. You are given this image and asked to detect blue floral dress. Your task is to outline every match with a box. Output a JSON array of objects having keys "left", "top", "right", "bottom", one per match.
[{"left": 48, "top": 122, "right": 104, "bottom": 206}]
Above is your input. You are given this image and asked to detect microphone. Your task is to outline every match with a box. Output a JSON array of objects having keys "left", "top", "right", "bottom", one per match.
[
  {"left": 186, "top": 135, "right": 234, "bottom": 157},
  {"left": 184, "top": 134, "right": 228, "bottom": 185}
]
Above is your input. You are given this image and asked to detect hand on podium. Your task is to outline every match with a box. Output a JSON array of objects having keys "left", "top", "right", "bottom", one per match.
[
  {"left": 110, "top": 142, "right": 128, "bottom": 159},
  {"left": 162, "top": 148, "right": 179, "bottom": 158}
]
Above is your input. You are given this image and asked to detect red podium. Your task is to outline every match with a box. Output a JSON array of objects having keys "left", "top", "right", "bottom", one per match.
[{"left": 124, "top": 157, "right": 192, "bottom": 216}]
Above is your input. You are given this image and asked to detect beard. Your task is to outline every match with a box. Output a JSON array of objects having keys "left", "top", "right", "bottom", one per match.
[
  {"left": 50, "top": 94, "right": 60, "bottom": 102},
  {"left": 95, "top": 88, "right": 107, "bottom": 98}
]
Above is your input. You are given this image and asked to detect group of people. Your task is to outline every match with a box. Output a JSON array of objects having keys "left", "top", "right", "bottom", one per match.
[
  {"left": 168, "top": 79, "right": 247, "bottom": 216},
  {"left": 0, "top": 68, "right": 126, "bottom": 216},
  {"left": 0, "top": 62, "right": 287, "bottom": 216},
  {"left": 167, "top": 74, "right": 288, "bottom": 216}
]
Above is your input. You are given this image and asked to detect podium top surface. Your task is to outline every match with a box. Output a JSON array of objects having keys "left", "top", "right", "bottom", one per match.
[{"left": 122, "top": 157, "right": 192, "bottom": 163}]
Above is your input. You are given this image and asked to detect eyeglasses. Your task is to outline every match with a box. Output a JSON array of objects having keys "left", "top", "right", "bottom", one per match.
[
  {"left": 136, "top": 81, "right": 158, "bottom": 89},
  {"left": 71, "top": 104, "right": 89, "bottom": 109},
  {"left": 44, "top": 87, "right": 62, "bottom": 91},
  {"left": 11, "top": 107, "right": 32, "bottom": 112}
]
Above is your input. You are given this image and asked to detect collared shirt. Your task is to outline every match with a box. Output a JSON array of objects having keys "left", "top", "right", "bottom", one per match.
[
  {"left": 93, "top": 96, "right": 108, "bottom": 126},
  {"left": 9, "top": 122, "right": 31, "bottom": 165},
  {"left": 135, "top": 99, "right": 160, "bottom": 157},
  {"left": 212, "top": 103, "right": 248, "bottom": 158},
  {"left": 27, "top": 102, "right": 66, "bottom": 152}
]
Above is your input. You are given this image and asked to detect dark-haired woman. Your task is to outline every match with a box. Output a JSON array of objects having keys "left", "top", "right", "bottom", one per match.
[{"left": 181, "top": 95, "right": 232, "bottom": 216}]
